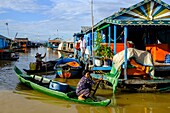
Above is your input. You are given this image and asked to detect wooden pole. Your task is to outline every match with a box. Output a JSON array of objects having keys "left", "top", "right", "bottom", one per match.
[
  {"left": 108, "top": 26, "right": 111, "bottom": 47},
  {"left": 5, "top": 23, "right": 10, "bottom": 37},
  {"left": 91, "top": 0, "right": 94, "bottom": 65},
  {"left": 124, "top": 26, "right": 128, "bottom": 80},
  {"left": 114, "top": 25, "right": 117, "bottom": 55}
]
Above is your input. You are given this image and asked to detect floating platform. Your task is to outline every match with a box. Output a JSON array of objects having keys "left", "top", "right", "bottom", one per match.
[{"left": 90, "top": 73, "right": 170, "bottom": 93}]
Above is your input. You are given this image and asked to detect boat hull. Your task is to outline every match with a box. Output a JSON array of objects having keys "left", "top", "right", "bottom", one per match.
[
  {"left": 14, "top": 66, "right": 111, "bottom": 106},
  {"left": 54, "top": 58, "right": 84, "bottom": 78},
  {"left": 23, "top": 60, "right": 59, "bottom": 74}
]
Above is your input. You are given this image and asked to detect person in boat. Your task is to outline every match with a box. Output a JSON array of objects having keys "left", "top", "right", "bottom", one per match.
[
  {"left": 35, "top": 53, "right": 46, "bottom": 70},
  {"left": 76, "top": 70, "right": 102, "bottom": 100}
]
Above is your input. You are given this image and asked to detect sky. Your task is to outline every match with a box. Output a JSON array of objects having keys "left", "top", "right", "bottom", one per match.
[{"left": 0, "top": 0, "right": 169, "bottom": 42}]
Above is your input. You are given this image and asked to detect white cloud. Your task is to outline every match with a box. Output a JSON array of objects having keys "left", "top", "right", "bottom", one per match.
[
  {"left": 0, "top": 10, "right": 7, "bottom": 14},
  {"left": 0, "top": 0, "right": 169, "bottom": 41},
  {"left": 0, "top": 0, "right": 49, "bottom": 13},
  {"left": 46, "top": 0, "right": 90, "bottom": 20}
]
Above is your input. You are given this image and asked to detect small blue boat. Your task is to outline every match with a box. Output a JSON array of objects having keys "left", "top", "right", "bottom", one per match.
[{"left": 54, "top": 58, "right": 84, "bottom": 78}]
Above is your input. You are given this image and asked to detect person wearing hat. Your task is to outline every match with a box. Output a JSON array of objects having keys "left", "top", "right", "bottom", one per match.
[{"left": 35, "top": 53, "right": 46, "bottom": 70}]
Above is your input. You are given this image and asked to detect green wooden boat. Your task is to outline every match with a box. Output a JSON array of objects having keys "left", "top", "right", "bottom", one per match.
[{"left": 14, "top": 66, "right": 111, "bottom": 106}]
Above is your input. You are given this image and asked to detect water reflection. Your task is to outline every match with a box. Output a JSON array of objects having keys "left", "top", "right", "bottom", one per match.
[
  {"left": 0, "top": 60, "right": 14, "bottom": 67},
  {"left": 114, "top": 93, "right": 170, "bottom": 113},
  {"left": 13, "top": 81, "right": 170, "bottom": 113},
  {"left": 75, "top": 104, "right": 114, "bottom": 113}
]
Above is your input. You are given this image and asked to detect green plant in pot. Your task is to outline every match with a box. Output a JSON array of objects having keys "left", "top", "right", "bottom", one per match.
[
  {"left": 94, "top": 32, "right": 103, "bottom": 57},
  {"left": 101, "top": 45, "right": 113, "bottom": 67},
  {"left": 94, "top": 31, "right": 113, "bottom": 66},
  {"left": 94, "top": 31, "right": 103, "bottom": 66}
]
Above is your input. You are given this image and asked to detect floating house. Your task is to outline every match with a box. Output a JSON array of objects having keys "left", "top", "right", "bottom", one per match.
[
  {"left": 0, "top": 35, "right": 19, "bottom": 60},
  {"left": 76, "top": 0, "right": 170, "bottom": 68},
  {"left": 0, "top": 35, "right": 11, "bottom": 49},
  {"left": 74, "top": 0, "right": 170, "bottom": 93},
  {"left": 14, "top": 38, "right": 30, "bottom": 48},
  {"left": 56, "top": 40, "right": 74, "bottom": 53},
  {"left": 47, "top": 38, "right": 61, "bottom": 49}
]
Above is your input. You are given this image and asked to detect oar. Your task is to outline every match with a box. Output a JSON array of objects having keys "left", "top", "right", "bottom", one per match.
[{"left": 91, "top": 80, "right": 102, "bottom": 97}]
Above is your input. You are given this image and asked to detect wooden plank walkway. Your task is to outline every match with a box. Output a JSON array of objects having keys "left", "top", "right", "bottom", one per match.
[{"left": 154, "top": 62, "right": 170, "bottom": 71}]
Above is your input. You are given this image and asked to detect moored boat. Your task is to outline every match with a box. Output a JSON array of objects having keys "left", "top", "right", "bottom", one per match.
[
  {"left": 14, "top": 66, "right": 111, "bottom": 106},
  {"left": 10, "top": 52, "right": 19, "bottom": 61},
  {"left": 23, "top": 60, "right": 59, "bottom": 74},
  {"left": 54, "top": 58, "right": 85, "bottom": 78}
]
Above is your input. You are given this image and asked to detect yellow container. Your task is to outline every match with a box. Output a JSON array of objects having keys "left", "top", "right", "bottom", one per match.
[{"left": 29, "top": 62, "right": 36, "bottom": 70}]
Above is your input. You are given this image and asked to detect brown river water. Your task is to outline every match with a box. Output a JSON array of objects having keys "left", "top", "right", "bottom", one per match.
[{"left": 0, "top": 47, "right": 170, "bottom": 113}]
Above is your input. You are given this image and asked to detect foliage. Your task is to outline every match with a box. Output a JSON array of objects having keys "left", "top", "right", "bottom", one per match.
[
  {"left": 94, "top": 32, "right": 103, "bottom": 56},
  {"left": 101, "top": 45, "right": 113, "bottom": 60},
  {"left": 94, "top": 31, "right": 113, "bottom": 60}
]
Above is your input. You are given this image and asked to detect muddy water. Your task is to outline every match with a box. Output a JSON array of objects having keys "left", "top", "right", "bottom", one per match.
[{"left": 0, "top": 47, "right": 170, "bottom": 113}]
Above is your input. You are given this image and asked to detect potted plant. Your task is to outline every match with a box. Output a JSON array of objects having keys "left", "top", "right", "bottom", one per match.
[
  {"left": 94, "top": 31, "right": 113, "bottom": 67},
  {"left": 94, "top": 32, "right": 103, "bottom": 66},
  {"left": 100, "top": 45, "right": 113, "bottom": 67},
  {"left": 94, "top": 32, "right": 103, "bottom": 57}
]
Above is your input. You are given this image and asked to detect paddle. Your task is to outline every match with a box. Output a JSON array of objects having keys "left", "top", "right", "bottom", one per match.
[{"left": 91, "top": 79, "right": 102, "bottom": 97}]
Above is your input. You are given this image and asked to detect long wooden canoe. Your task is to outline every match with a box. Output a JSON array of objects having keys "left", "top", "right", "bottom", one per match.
[
  {"left": 23, "top": 60, "right": 59, "bottom": 75},
  {"left": 14, "top": 66, "right": 111, "bottom": 106}
]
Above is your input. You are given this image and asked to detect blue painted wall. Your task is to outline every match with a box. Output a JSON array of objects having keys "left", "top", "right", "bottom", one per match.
[
  {"left": 0, "top": 38, "right": 6, "bottom": 49},
  {"left": 0, "top": 35, "right": 10, "bottom": 49}
]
